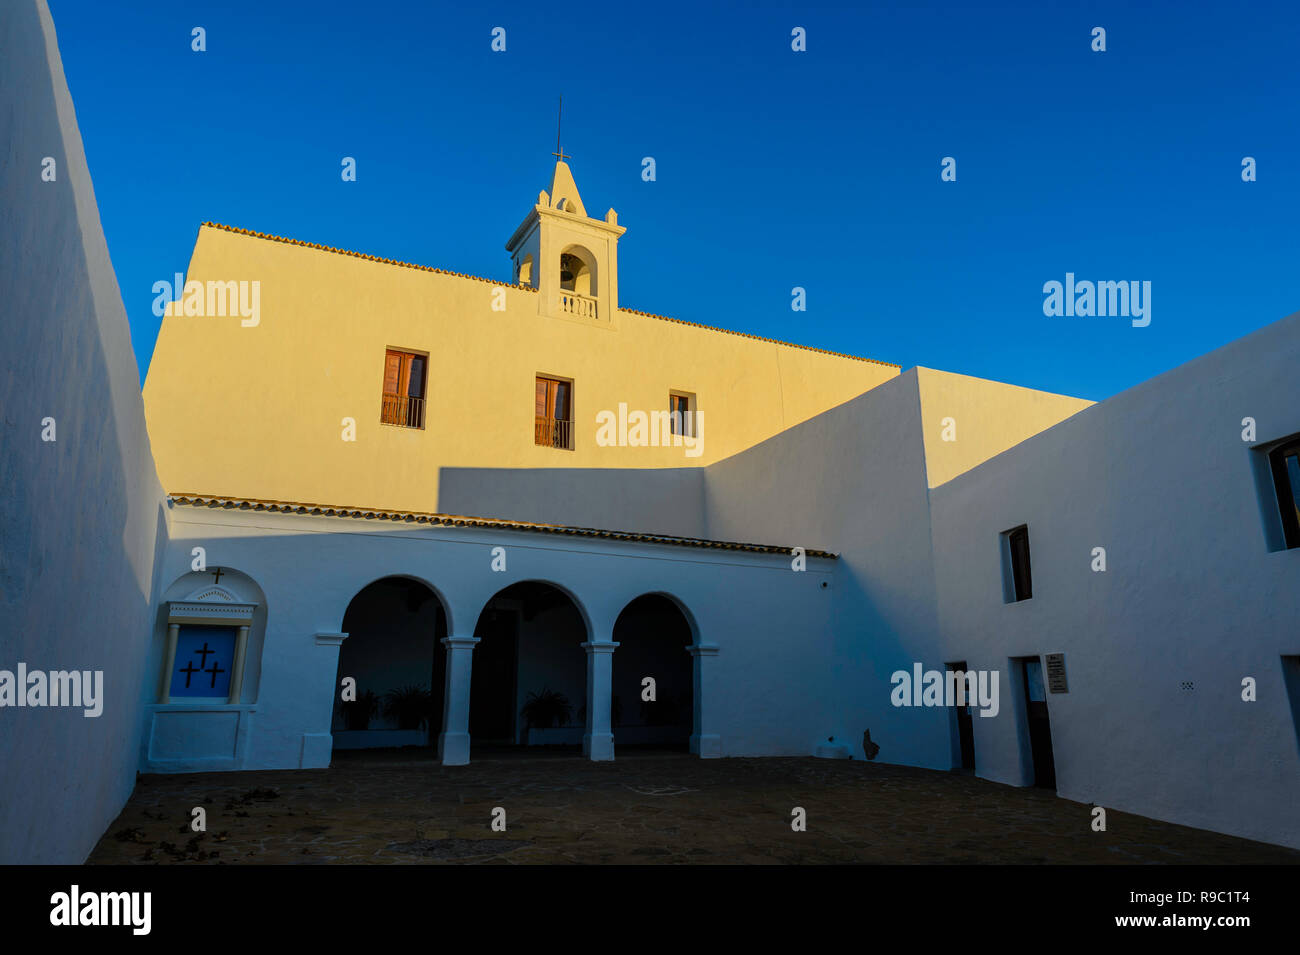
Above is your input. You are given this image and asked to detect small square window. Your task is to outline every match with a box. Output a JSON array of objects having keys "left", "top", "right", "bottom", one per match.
[
  {"left": 669, "top": 391, "right": 696, "bottom": 437},
  {"left": 1268, "top": 438, "right": 1300, "bottom": 550},
  {"left": 1002, "top": 525, "right": 1032, "bottom": 602}
]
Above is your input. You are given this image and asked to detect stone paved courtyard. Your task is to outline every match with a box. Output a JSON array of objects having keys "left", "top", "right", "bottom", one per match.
[{"left": 88, "top": 749, "right": 1300, "bottom": 864}]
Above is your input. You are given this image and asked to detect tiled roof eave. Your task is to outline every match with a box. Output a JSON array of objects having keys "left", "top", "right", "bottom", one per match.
[
  {"left": 167, "top": 494, "right": 838, "bottom": 560},
  {"left": 617, "top": 307, "right": 900, "bottom": 368},
  {"left": 197, "top": 222, "right": 897, "bottom": 368},
  {"left": 199, "top": 222, "right": 538, "bottom": 290}
]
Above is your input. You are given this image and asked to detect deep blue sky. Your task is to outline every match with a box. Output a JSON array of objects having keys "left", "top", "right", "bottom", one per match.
[{"left": 48, "top": 0, "right": 1300, "bottom": 399}]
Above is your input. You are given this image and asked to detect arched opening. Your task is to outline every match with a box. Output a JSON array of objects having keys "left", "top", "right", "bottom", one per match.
[
  {"left": 470, "top": 581, "right": 587, "bottom": 754},
  {"left": 612, "top": 594, "right": 694, "bottom": 751},
  {"left": 332, "top": 577, "right": 447, "bottom": 752},
  {"left": 559, "top": 245, "right": 596, "bottom": 297},
  {"left": 154, "top": 567, "right": 269, "bottom": 705},
  {"left": 144, "top": 567, "right": 271, "bottom": 771}
]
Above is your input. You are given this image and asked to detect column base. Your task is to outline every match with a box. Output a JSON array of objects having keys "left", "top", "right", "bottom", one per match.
[
  {"left": 690, "top": 733, "right": 721, "bottom": 758},
  {"left": 300, "top": 733, "right": 333, "bottom": 768},
  {"left": 438, "top": 731, "right": 471, "bottom": 766},
  {"left": 583, "top": 732, "right": 615, "bottom": 761}
]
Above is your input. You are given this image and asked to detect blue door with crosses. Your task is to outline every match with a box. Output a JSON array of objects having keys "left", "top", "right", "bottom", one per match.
[{"left": 170, "top": 626, "right": 238, "bottom": 699}]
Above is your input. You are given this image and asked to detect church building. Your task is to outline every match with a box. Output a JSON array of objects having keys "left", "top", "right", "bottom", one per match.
[
  {"left": 135, "top": 156, "right": 1092, "bottom": 772},
  {"left": 3, "top": 0, "right": 1298, "bottom": 863}
]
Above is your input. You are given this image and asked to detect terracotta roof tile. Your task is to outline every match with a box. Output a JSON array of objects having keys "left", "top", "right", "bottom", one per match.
[
  {"left": 198, "top": 222, "right": 898, "bottom": 368},
  {"left": 618, "top": 306, "right": 899, "bottom": 368},
  {"left": 200, "top": 222, "right": 536, "bottom": 289},
  {"left": 168, "top": 494, "right": 838, "bottom": 559}
]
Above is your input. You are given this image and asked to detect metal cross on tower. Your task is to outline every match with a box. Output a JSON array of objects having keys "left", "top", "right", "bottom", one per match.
[{"left": 552, "top": 96, "right": 570, "bottom": 162}]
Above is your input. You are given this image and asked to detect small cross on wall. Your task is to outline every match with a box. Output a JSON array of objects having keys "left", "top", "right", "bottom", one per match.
[{"left": 205, "top": 660, "right": 226, "bottom": 690}]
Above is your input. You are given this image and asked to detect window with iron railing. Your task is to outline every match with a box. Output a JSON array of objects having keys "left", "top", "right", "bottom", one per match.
[
  {"left": 535, "top": 375, "right": 573, "bottom": 450},
  {"left": 381, "top": 391, "right": 426, "bottom": 429},
  {"left": 534, "top": 416, "right": 573, "bottom": 450},
  {"left": 380, "top": 349, "right": 427, "bottom": 429}
]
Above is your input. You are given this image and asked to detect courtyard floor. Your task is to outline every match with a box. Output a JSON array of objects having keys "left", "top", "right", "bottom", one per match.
[{"left": 88, "top": 748, "right": 1299, "bottom": 864}]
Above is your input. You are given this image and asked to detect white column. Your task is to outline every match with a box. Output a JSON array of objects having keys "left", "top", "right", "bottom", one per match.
[
  {"left": 688, "top": 643, "right": 721, "bottom": 758},
  {"left": 227, "top": 625, "right": 250, "bottom": 703},
  {"left": 438, "top": 635, "right": 480, "bottom": 766},
  {"left": 581, "top": 640, "right": 619, "bottom": 761},
  {"left": 159, "top": 623, "right": 180, "bottom": 702},
  {"left": 309, "top": 631, "right": 349, "bottom": 768}
]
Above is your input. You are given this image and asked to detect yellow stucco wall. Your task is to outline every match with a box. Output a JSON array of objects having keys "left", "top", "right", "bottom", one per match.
[
  {"left": 915, "top": 367, "right": 1094, "bottom": 488},
  {"left": 143, "top": 224, "right": 899, "bottom": 513}
]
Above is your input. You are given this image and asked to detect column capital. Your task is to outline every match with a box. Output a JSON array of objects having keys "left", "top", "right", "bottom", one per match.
[
  {"left": 441, "top": 635, "right": 481, "bottom": 649},
  {"left": 686, "top": 643, "right": 720, "bottom": 657},
  {"left": 580, "top": 641, "right": 619, "bottom": 654},
  {"left": 314, "top": 631, "right": 348, "bottom": 647}
]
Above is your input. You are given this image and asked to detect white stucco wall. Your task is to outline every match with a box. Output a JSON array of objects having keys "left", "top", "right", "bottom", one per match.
[
  {"left": 702, "top": 325, "right": 1299, "bottom": 849},
  {"left": 0, "top": 0, "right": 169, "bottom": 863},
  {"left": 146, "top": 504, "right": 835, "bottom": 772},
  {"left": 4, "top": 0, "right": 1292, "bottom": 861},
  {"left": 704, "top": 372, "right": 952, "bottom": 767},
  {"left": 436, "top": 465, "right": 707, "bottom": 538},
  {"left": 928, "top": 311, "right": 1300, "bottom": 849}
]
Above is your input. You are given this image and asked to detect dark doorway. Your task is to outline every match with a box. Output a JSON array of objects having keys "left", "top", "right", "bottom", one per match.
[
  {"left": 469, "top": 604, "right": 518, "bottom": 742},
  {"left": 335, "top": 577, "right": 447, "bottom": 750},
  {"left": 945, "top": 660, "right": 976, "bottom": 772},
  {"left": 1020, "top": 657, "right": 1057, "bottom": 789},
  {"left": 470, "top": 582, "right": 587, "bottom": 754},
  {"left": 612, "top": 594, "right": 694, "bottom": 751}
]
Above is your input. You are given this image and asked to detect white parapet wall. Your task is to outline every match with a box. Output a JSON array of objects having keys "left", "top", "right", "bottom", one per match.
[
  {"left": 703, "top": 324, "right": 1300, "bottom": 849},
  {"left": 0, "top": 0, "right": 169, "bottom": 864},
  {"left": 929, "top": 312, "right": 1300, "bottom": 849}
]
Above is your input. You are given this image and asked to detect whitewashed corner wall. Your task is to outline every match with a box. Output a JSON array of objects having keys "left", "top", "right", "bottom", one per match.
[
  {"left": 0, "top": 0, "right": 170, "bottom": 863},
  {"left": 928, "top": 312, "right": 1300, "bottom": 850},
  {"left": 704, "top": 335, "right": 1300, "bottom": 850},
  {"left": 704, "top": 372, "right": 954, "bottom": 768}
]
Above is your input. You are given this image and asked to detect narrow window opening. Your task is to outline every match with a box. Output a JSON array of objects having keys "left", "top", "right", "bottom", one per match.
[
  {"left": 1268, "top": 438, "right": 1300, "bottom": 549},
  {"left": 1003, "top": 525, "right": 1032, "bottom": 602}
]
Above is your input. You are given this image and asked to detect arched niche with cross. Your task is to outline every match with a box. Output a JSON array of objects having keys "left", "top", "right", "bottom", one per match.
[{"left": 159, "top": 569, "right": 259, "bottom": 704}]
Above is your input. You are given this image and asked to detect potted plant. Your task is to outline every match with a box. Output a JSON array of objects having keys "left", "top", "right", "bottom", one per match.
[
  {"left": 521, "top": 687, "right": 572, "bottom": 740},
  {"left": 342, "top": 689, "right": 379, "bottom": 730},
  {"left": 383, "top": 685, "right": 433, "bottom": 731}
]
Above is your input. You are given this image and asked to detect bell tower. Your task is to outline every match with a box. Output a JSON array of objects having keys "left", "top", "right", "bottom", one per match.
[{"left": 505, "top": 156, "right": 625, "bottom": 328}]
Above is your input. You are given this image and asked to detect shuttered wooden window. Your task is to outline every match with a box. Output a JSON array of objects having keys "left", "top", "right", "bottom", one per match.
[
  {"left": 534, "top": 376, "right": 573, "bottom": 449},
  {"left": 381, "top": 349, "right": 427, "bottom": 429},
  {"left": 669, "top": 392, "right": 695, "bottom": 437}
]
